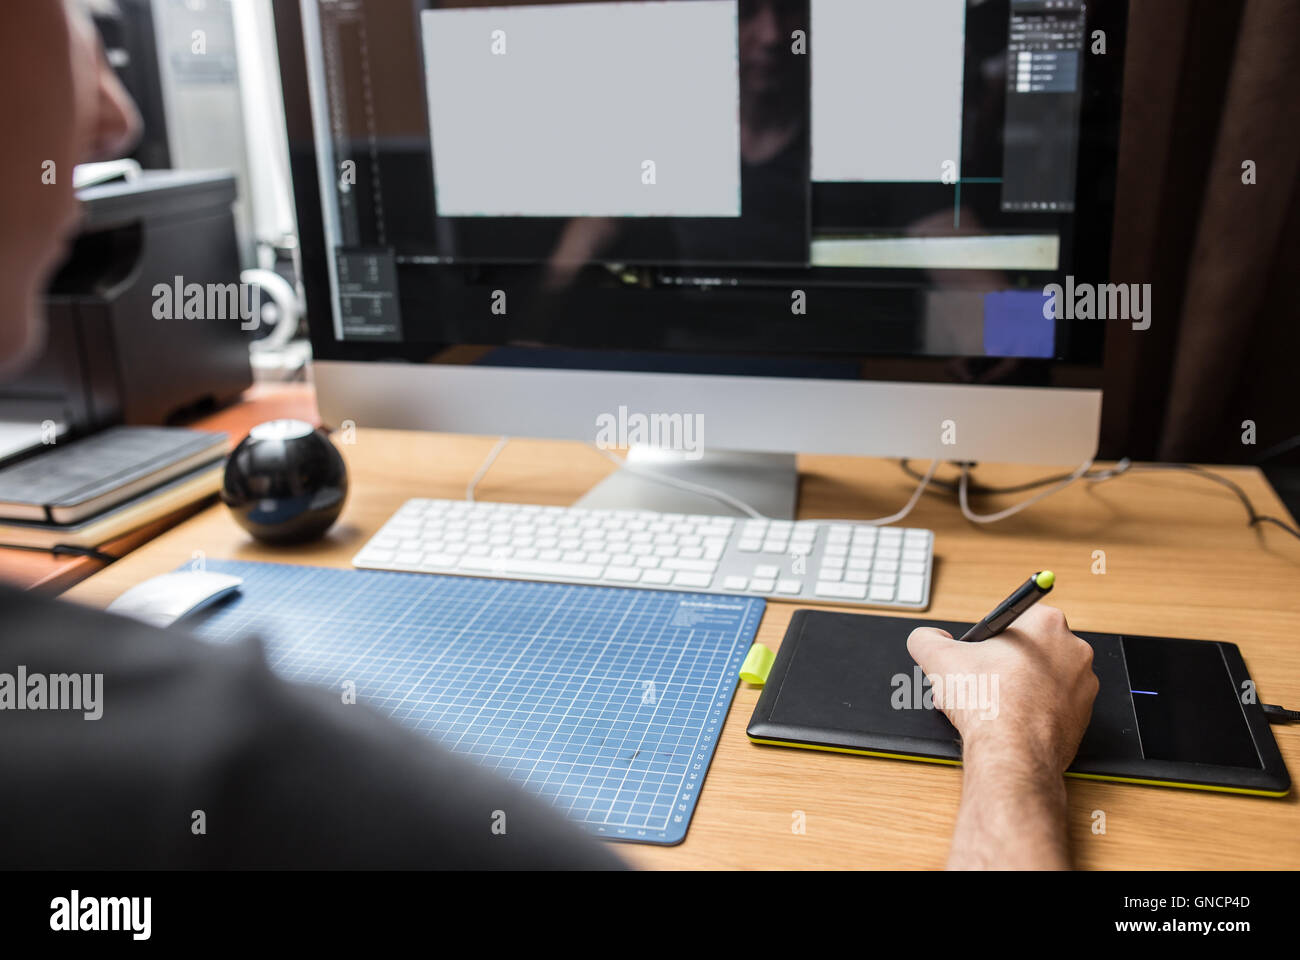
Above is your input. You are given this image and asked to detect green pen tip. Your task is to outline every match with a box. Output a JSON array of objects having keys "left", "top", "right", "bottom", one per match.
[{"left": 1035, "top": 570, "right": 1055, "bottom": 589}]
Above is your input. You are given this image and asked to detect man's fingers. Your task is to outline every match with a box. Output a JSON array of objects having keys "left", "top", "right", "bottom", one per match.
[
  {"left": 907, "top": 626, "right": 958, "bottom": 671},
  {"left": 1012, "top": 603, "right": 1070, "bottom": 638}
]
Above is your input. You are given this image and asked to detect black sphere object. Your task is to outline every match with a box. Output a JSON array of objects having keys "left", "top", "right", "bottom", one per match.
[{"left": 221, "top": 419, "right": 348, "bottom": 544}]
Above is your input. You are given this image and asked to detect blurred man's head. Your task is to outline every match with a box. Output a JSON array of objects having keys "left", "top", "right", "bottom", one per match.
[
  {"left": 738, "top": 0, "right": 804, "bottom": 102},
  {"left": 0, "top": 0, "right": 139, "bottom": 377}
]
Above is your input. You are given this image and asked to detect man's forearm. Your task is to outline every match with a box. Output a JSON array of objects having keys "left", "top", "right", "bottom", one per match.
[{"left": 948, "top": 736, "right": 1072, "bottom": 870}]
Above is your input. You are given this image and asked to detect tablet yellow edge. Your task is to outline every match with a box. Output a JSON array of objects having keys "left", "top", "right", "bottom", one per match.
[{"left": 746, "top": 737, "right": 1290, "bottom": 797}]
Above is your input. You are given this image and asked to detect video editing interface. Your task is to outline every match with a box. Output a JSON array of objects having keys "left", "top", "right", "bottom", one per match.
[{"left": 295, "top": 0, "right": 1111, "bottom": 378}]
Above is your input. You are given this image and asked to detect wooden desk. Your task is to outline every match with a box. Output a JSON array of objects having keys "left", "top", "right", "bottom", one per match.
[{"left": 62, "top": 428, "right": 1300, "bottom": 869}]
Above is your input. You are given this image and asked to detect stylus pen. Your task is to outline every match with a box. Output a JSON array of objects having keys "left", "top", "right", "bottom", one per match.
[{"left": 957, "top": 571, "right": 1055, "bottom": 642}]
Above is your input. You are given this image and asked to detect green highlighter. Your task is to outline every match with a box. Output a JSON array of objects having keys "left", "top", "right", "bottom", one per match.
[{"left": 957, "top": 570, "right": 1055, "bottom": 643}]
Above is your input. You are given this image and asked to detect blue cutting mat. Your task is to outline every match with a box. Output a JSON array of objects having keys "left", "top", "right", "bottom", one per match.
[{"left": 184, "top": 560, "right": 765, "bottom": 845}]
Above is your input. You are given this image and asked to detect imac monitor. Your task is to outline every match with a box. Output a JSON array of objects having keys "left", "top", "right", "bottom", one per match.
[{"left": 273, "top": 0, "right": 1126, "bottom": 516}]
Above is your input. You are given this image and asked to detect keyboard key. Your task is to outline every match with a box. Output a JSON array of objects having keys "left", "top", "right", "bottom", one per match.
[
  {"left": 775, "top": 579, "right": 802, "bottom": 594},
  {"left": 898, "top": 575, "right": 925, "bottom": 603},
  {"left": 723, "top": 576, "right": 749, "bottom": 590},
  {"left": 460, "top": 556, "right": 605, "bottom": 580},
  {"left": 604, "top": 566, "right": 641, "bottom": 582},
  {"left": 642, "top": 569, "right": 674, "bottom": 585},
  {"left": 749, "top": 578, "right": 776, "bottom": 593},
  {"left": 673, "top": 571, "right": 713, "bottom": 588},
  {"left": 753, "top": 564, "right": 780, "bottom": 579},
  {"left": 869, "top": 583, "right": 895, "bottom": 601},
  {"left": 815, "top": 581, "right": 867, "bottom": 600},
  {"left": 662, "top": 558, "right": 717, "bottom": 574}
]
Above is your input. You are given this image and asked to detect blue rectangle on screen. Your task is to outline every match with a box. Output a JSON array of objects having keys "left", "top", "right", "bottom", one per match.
[{"left": 983, "top": 290, "right": 1055, "bottom": 358}]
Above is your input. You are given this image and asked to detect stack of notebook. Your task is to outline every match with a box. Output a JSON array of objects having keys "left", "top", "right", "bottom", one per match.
[{"left": 0, "top": 427, "right": 227, "bottom": 551}]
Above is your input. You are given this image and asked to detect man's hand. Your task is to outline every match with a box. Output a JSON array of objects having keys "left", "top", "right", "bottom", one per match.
[
  {"left": 907, "top": 604, "right": 1099, "bottom": 773},
  {"left": 907, "top": 605, "right": 1099, "bottom": 869}
]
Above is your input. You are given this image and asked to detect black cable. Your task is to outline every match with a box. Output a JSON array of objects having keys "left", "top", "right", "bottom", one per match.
[
  {"left": 50, "top": 544, "right": 119, "bottom": 563},
  {"left": 898, "top": 458, "right": 1300, "bottom": 543},
  {"left": 899, "top": 458, "right": 1089, "bottom": 495},
  {"left": 1135, "top": 462, "right": 1300, "bottom": 544},
  {"left": 898, "top": 458, "right": 1128, "bottom": 495},
  {"left": 1255, "top": 431, "right": 1300, "bottom": 464},
  {"left": 1263, "top": 704, "right": 1300, "bottom": 724}
]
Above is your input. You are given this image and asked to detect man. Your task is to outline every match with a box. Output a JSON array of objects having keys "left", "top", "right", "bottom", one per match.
[{"left": 0, "top": 0, "right": 1097, "bottom": 870}]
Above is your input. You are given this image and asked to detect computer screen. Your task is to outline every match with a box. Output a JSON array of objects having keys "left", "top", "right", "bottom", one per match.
[{"left": 276, "top": 0, "right": 1124, "bottom": 390}]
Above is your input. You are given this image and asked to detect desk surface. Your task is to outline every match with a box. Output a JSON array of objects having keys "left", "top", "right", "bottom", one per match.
[{"left": 63, "top": 428, "right": 1300, "bottom": 869}]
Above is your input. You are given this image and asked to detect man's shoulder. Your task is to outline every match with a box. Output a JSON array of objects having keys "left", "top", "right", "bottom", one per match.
[
  {"left": 0, "top": 583, "right": 625, "bottom": 869},
  {"left": 1, "top": 581, "right": 259, "bottom": 674}
]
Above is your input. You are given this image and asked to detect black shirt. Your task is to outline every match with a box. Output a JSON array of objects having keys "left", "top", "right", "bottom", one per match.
[{"left": 0, "top": 585, "right": 624, "bottom": 869}]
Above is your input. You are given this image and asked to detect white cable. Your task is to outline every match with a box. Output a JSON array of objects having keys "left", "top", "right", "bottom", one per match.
[
  {"left": 466, "top": 436, "right": 510, "bottom": 502},
  {"left": 1087, "top": 458, "right": 1133, "bottom": 483},
  {"left": 593, "top": 446, "right": 766, "bottom": 518},
  {"left": 957, "top": 457, "right": 1094, "bottom": 524},
  {"left": 832, "top": 456, "right": 941, "bottom": 526}
]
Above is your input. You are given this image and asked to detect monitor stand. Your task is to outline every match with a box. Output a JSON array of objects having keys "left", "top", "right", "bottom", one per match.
[{"left": 575, "top": 446, "right": 797, "bottom": 519}]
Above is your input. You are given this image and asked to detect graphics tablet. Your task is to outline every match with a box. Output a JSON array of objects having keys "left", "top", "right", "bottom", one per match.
[{"left": 747, "top": 610, "right": 1290, "bottom": 796}]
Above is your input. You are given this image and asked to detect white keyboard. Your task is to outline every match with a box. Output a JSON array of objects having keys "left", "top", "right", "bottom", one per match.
[{"left": 354, "top": 499, "right": 934, "bottom": 610}]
